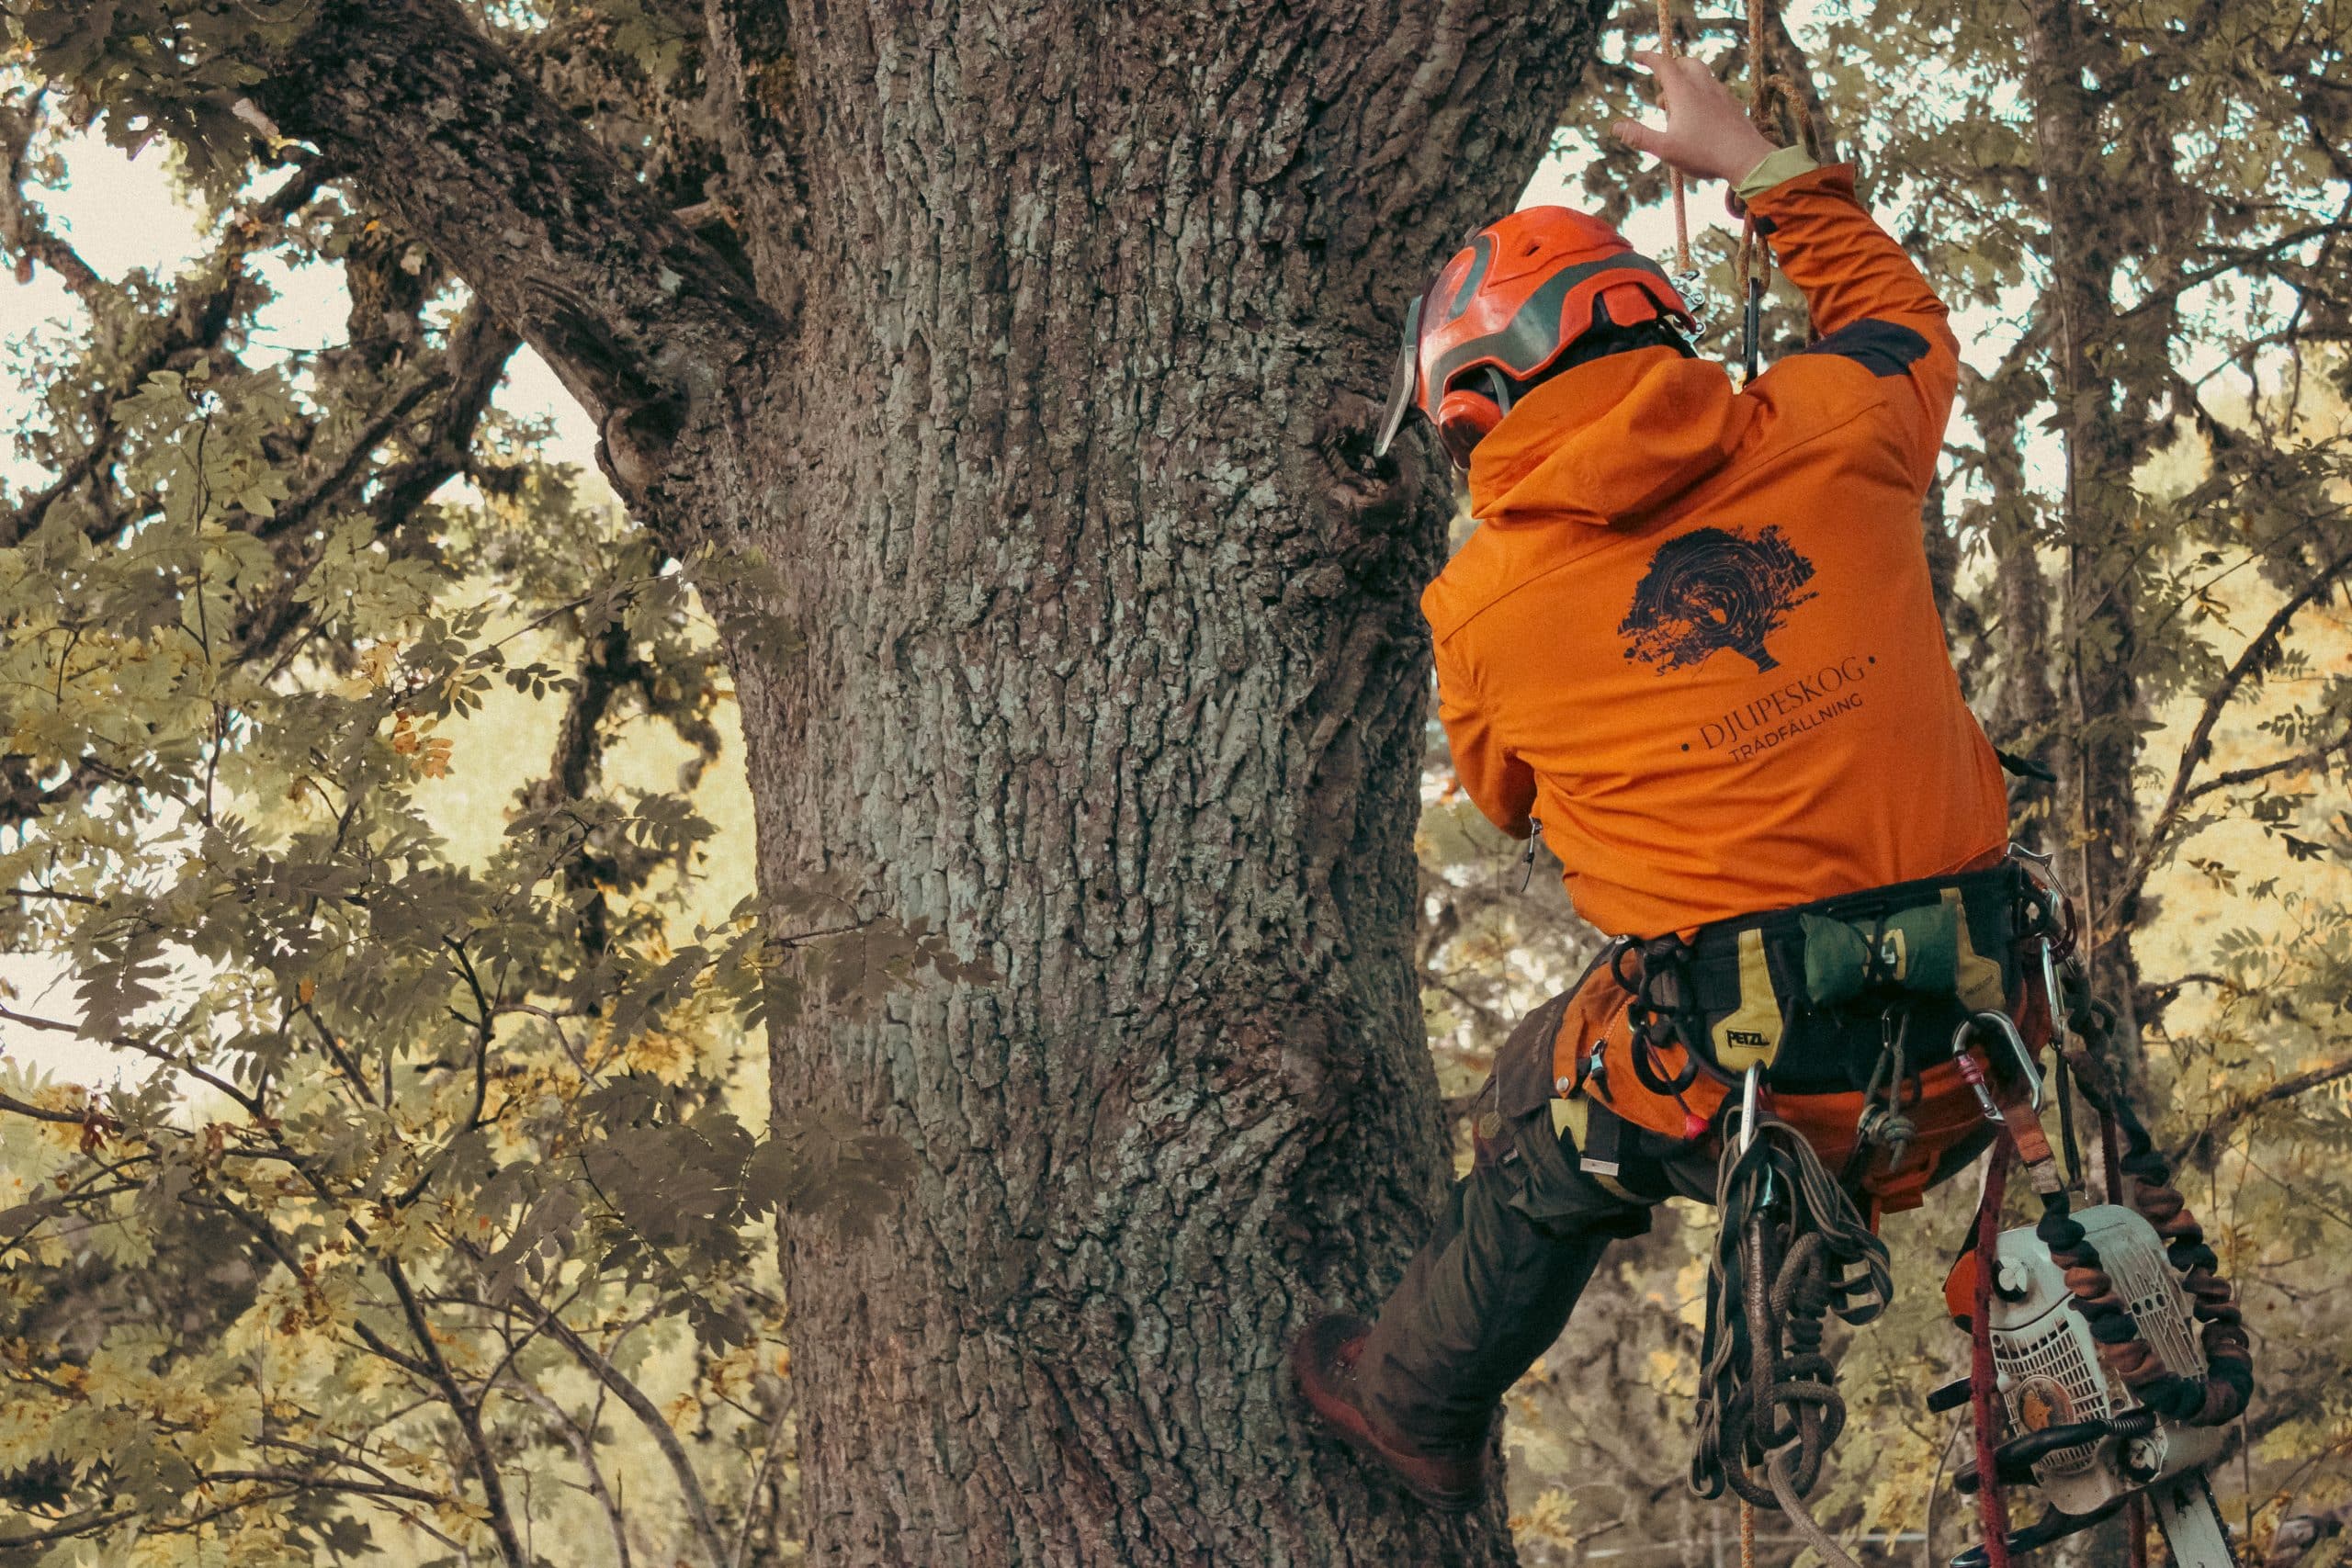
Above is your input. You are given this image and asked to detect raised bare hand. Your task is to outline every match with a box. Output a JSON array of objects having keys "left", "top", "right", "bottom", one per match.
[{"left": 1611, "top": 51, "right": 1781, "bottom": 186}]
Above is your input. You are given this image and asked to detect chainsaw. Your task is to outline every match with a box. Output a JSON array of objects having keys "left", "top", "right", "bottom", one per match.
[{"left": 1935, "top": 1201, "right": 2237, "bottom": 1566}]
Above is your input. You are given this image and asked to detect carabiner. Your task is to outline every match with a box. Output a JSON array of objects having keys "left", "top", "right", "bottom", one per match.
[
  {"left": 1737, "top": 1062, "right": 1762, "bottom": 1156},
  {"left": 1952, "top": 1010, "right": 2044, "bottom": 1111},
  {"left": 2038, "top": 939, "right": 2070, "bottom": 1047}
]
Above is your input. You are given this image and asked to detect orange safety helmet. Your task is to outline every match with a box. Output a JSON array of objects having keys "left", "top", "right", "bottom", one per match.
[{"left": 1377, "top": 207, "right": 1695, "bottom": 466}]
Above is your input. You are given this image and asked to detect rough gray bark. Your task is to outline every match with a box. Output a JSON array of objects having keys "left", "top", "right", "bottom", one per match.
[{"left": 265, "top": 0, "right": 1619, "bottom": 1562}]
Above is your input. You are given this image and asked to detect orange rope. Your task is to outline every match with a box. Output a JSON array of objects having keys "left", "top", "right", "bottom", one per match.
[{"left": 1654, "top": 0, "right": 1693, "bottom": 279}]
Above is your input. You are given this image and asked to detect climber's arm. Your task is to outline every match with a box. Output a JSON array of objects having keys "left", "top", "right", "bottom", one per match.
[
  {"left": 1741, "top": 160, "right": 1962, "bottom": 488},
  {"left": 1435, "top": 639, "right": 1536, "bottom": 840},
  {"left": 1615, "top": 53, "right": 1961, "bottom": 488}
]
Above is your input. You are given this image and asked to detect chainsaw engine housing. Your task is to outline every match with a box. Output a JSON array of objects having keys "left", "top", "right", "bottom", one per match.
[{"left": 1986, "top": 1202, "right": 2223, "bottom": 1517}]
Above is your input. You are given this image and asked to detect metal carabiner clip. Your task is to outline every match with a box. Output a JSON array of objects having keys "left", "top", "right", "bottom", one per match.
[
  {"left": 1738, "top": 1062, "right": 1762, "bottom": 1156},
  {"left": 1737, "top": 1062, "right": 1775, "bottom": 1207},
  {"left": 1671, "top": 266, "right": 1711, "bottom": 337},
  {"left": 2038, "top": 939, "right": 2071, "bottom": 1048},
  {"left": 1952, "top": 1010, "right": 2044, "bottom": 1111}
]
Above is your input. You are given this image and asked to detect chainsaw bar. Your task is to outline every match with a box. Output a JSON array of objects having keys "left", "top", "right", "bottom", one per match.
[{"left": 2150, "top": 1472, "right": 2237, "bottom": 1567}]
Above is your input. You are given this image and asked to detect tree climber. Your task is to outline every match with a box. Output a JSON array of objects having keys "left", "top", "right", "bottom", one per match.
[{"left": 1295, "top": 52, "right": 2025, "bottom": 1510}]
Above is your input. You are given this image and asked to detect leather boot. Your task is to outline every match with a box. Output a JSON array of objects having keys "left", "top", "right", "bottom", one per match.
[{"left": 1290, "top": 1313, "right": 1487, "bottom": 1512}]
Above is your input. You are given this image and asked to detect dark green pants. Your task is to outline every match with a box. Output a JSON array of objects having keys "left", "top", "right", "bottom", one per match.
[{"left": 1354, "top": 993, "right": 1714, "bottom": 1454}]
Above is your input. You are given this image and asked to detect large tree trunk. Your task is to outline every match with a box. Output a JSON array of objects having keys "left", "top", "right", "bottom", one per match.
[
  {"left": 706, "top": 7, "right": 1610, "bottom": 1564},
  {"left": 268, "top": 1, "right": 1612, "bottom": 1556}
]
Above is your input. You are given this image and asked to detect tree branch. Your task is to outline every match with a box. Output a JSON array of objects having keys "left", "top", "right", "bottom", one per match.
[
  {"left": 2173, "top": 1055, "right": 2352, "bottom": 1168},
  {"left": 2116, "top": 217, "right": 2352, "bottom": 322},
  {"left": 2106, "top": 545, "right": 2352, "bottom": 926},
  {"left": 200, "top": 1469, "right": 449, "bottom": 1507},
  {"left": 2181, "top": 728, "right": 2352, "bottom": 807},
  {"left": 377, "top": 1255, "right": 532, "bottom": 1568},
  {"left": 0, "top": 156, "right": 327, "bottom": 547},
  {"left": 367, "top": 302, "right": 524, "bottom": 528},
  {"left": 504, "top": 1381, "right": 634, "bottom": 1568},
  {"left": 0, "top": 1089, "right": 91, "bottom": 1126},
  {"left": 456, "top": 1270, "right": 729, "bottom": 1568},
  {"left": 260, "top": 0, "right": 777, "bottom": 510},
  {"left": 236, "top": 299, "right": 522, "bottom": 675},
  {"left": 0, "top": 1508, "right": 135, "bottom": 1551},
  {"left": 253, "top": 370, "right": 451, "bottom": 544},
  {"left": 0, "top": 91, "right": 104, "bottom": 305}
]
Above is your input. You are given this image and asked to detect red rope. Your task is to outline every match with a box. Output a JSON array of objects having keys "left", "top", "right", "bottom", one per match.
[
  {"left": 2104, "top": 1101, "right": 2149, "bottom": 1568},
  {"left": 1969, "top": 1145, "right": 2014, "bottom": 1568}
]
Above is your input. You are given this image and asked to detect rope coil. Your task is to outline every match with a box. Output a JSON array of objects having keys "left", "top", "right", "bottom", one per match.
[
  {"left": 1693, "top": 1116, "right": 1889, "bottom": 1568},
  {"left": 2037, "top": 1004, "right": 2255, "bottom": 1427}
]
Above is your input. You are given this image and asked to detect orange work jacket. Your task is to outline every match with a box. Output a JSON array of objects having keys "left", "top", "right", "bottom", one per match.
[{"left": 1423, "top": 164, "right": 2007, "bottom": 939}]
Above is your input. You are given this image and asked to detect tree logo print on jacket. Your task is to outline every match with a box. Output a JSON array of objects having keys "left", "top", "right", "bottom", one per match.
[{"left": 1618, "top": 525, "right": 1820, "bottom": 674}]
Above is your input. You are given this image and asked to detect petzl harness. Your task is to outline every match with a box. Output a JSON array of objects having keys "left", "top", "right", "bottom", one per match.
[{"left": 1553, "top": 861, "right": 2047, "bottom": 1221}]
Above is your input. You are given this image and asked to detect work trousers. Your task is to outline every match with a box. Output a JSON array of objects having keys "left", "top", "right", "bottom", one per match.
[{"left": 1352, "top": 990, "right": 1715, "bottom": 1454}]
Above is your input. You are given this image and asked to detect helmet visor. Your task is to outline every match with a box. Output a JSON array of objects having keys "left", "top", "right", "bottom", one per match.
[{"left": 1374, "top": 294, "right": 1423, "bottom": 457}]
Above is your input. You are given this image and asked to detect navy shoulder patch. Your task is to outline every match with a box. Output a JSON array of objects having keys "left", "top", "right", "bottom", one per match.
[{"left": 1792, "top": 318, "right": 1929, "bottom": 378}]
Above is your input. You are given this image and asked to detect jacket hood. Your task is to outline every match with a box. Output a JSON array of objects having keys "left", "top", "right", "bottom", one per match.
[{"left": 1464, "top": 346, "right": 1744, "bottom": 530}]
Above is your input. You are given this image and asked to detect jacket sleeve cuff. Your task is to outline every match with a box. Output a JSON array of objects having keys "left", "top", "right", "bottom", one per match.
[{"left": 1734, "top": 146, "right": 1821, "bottom": 199}]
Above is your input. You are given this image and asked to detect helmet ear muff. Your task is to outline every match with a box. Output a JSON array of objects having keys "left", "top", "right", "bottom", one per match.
[{"left": 1435, "top": 381, "right": 1505, "bottom": 468}]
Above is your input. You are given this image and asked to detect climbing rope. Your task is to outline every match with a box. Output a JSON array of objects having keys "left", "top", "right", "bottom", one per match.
[
  {"left": 1692, "top": 1113, "right": 1891, "bottom": 1568},
  {"left": 1966, "top": 1149, "right": 2016, "bottom": 1568},
  {"left": 1652, "top": 0, "right": 1826, "bottom": 380},
  {"left": 1652, "top": 0, "right": 1698, "bottom": 293},
  {"left": 2043, "top": 1002, "right": 2255, "bottom": 1427}
]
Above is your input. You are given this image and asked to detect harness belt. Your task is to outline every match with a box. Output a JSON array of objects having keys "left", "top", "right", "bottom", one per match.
[
  {"left": 1553, "top": 860, "right": 2053, "bottom": 1221},
  {"left": 1616, "top": 863, "right": 2031, "bottom": 1094}
]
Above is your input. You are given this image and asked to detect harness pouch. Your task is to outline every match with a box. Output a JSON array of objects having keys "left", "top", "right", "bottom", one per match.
[
  {"left": 1799, "top": 888, "right": 2005, "bottom": 1013},
  {"left": 1538, "top": 955, "right": 2010, "bottom": 1224},
  {"left": 1769, "top": 1057, "right": 2002, "bottom": 1223},
  {"left": 1676, "top": 870, "right": 2022, "bottom": 1090},
  {"left": 1550, "top": 961, "right": 1735, "bottom": 1143}
]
